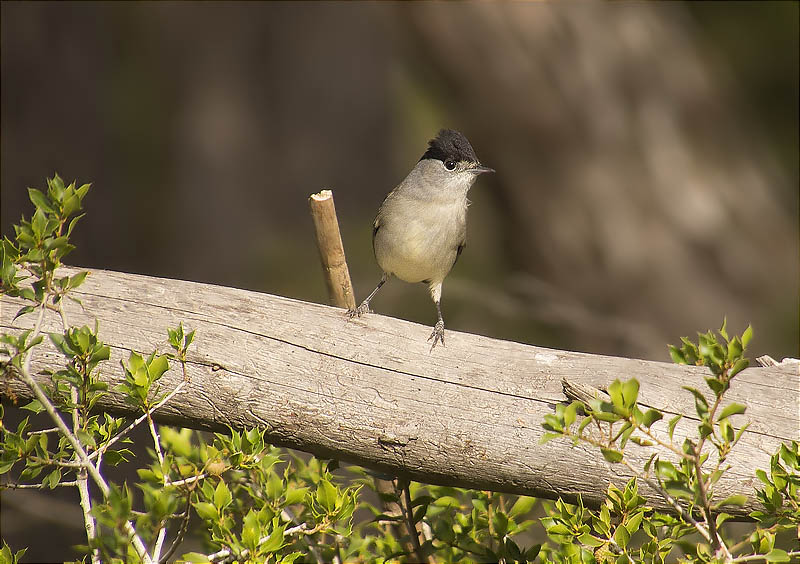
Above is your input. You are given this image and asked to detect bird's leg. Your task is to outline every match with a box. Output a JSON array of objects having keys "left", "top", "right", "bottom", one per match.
[
  {"left": 427, "top": 282, "right": 445, "bottom": 350},
  {"left": 348, "top": 273, "right": 388, "bottom": 317}
]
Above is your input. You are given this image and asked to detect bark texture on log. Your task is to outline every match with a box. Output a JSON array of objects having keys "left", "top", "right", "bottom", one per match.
[{"left": 2, "top": 267, "right": 797, "bottom": 517}]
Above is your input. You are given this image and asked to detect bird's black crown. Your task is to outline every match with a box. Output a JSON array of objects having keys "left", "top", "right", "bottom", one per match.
[{"left": 419, "top": 129, "right": 479, "bottom": 164}]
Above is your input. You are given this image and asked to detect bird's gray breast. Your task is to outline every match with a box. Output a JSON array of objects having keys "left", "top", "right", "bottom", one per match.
[{"left": 374, "top": 194, "right": 467, "bottom": 285}]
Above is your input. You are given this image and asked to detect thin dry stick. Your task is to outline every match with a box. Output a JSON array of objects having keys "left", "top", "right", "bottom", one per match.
[
  {"left": 308, "top": 190, "right": 356, "bottom": 310},
  {"left": 59, "top": 300, "right": 101, "bottom": 564},
  {"left": 400, "top": 480, "right": 427, "bottom": 563}
]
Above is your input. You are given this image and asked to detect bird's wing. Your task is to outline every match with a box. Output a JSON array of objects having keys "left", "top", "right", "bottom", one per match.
[
  {"left": 453, "top": 239, "right": 466, "bottom": 267},
  {"left": 371, "top": 215, "right": 381, "bottom": 254}
]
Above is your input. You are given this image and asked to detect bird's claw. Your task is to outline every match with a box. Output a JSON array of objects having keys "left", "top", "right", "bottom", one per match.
[
  {"left": 428, "top": 320, "right": 445, "bottom": 351},
  {"left": 347, "top": 302, "right": 372, "bottom": 318}
]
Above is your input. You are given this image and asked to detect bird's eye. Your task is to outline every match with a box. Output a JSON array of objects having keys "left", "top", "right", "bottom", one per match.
[{"left": 444, "top": 160, "right": 457, "bottom": 171}]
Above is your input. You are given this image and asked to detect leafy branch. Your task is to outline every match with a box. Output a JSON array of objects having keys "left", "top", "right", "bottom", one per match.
[{"left": 540, "top": 321, "right": 798, "bottom": 562}]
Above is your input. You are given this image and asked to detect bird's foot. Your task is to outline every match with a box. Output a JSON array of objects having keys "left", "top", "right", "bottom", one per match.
[
  {"left": 347, "top": 301, "right": 372, "bottom": 319},
  {"left": 428, "top": 320, "right": 445, "bottom": 351}
]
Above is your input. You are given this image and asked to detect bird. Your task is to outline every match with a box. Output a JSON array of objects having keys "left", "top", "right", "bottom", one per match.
[{"left": 348, "top": 129, "right": 494, "bottom": 350}]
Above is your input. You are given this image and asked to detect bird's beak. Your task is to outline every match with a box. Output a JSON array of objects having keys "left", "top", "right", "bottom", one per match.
[{"left": 470, "top": 164, "right": 495, "bottom": 175}]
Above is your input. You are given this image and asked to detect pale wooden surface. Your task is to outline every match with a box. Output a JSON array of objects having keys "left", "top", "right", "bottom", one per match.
[{"left": 1, "top": 267, "right": 797, "bottom": 516}]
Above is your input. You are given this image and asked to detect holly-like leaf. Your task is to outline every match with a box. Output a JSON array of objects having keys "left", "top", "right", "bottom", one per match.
[{"left": 27, "top": 188, "right": 55, "bottom": 214}]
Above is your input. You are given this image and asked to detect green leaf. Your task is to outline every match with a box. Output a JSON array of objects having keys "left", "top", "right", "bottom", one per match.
[
  {"left": 668, "top": 345, "right": 686, "bottom": 364},
  {"left": 27, "top": 188, "right": 56, "bottom": 213},
  {"left": 213, "top": 480, "right": 232, "bottom": 509},
  {"left": 75, "top": 329, "right": 90, "bottom": 352},
  {"left": 75, "top": 429, "right": 96, "bottom": 449},
  {"left": 68, "top": 271, "right": 89, "bottom": 289},
  {"left": 625, "top": 510, "right": 644, "bottom": 533},
  {"left": 715, "top": 512, "right": 733, "bottom": 529},
  {"left": 608, "top": 380, "right": 624, "bottom": 410},
  {"left": 719, "top": 418, "right": 734, "bottom": 442},
  {"left": 0, "top": 544, "right": 12, "bottom": 564},
  {"left": 193, "top": 501, "right": 217, "bottom": 521},
  {"left": 705, "top": 377, "right": 725, "bottom": 396},
  {"left": 90, "top": 345, "right": 110, "bottom": 364},
  {"left": 283, "top": 486, "right": 309, "bottom": 506},
  {"left": 20, "top": 399, "right": 44, "bottom": 413},
  {"left": 664, "top": 481, "right": 693, "bottom": 500},
  {"left": 44, "top": 236, "right": 69, "bottom": 251},
  {"left": 614, "top": 523, "right": 630, "bottom": 548},
  {"left": 683, "top": 386, "right": 708, "bottom": 418},
  {"left": 371, "top": 512, "right": 403, "bottom": 524},
  {"left": 62, "top": 194, "right": 81, "bottom": 217},
  {"left": 76, "top": 183, "right": 91, "bottom": 200},
  {"left": 13, "top": 306, "right": 36, "bottom": 321},
  {"left": 411, "top": 495, "right": 435, "bottom": 508},
  {"left": 509, "top": 495, "right": 537, "bottom": 518},
  {"left": 241, "top": 510, "right": 260, "bottom": 550},
  {"left": 471, "top": 497, "right": 487, "bottom": 512},
  {"left": 764, "top": 548, "right": 790, "bottom": 562},
  {"left": 260, "top": 525, "right": 287, "bottom": 553},
  {"left": 127, "top": 350, "right": 145, "bottom": 371},
  {"left": 542, "top": 412, "right": 564, "bottom": 433},
  {"left": 717, "top": 402, "right": 746, "bottom": 421},
  {"left": 181, "top": 552, "right": 213, "bottom": 563},
  {"left": 412, "top": 504, "right": 427, "bottom": 524},
  {"left": 727, "top": 337, "right": 743, "bottom": 360},
  {"left": 667, "top": 414, "right": 682, "bottom": 441},
  {"left": 492, "top": 511, "right": 509, "bottom": 536},
  {"left": 103, "top": 449, "right": 130, "bottom": 466},
  {"left": 316, "top": 479, "right": 338, "bottom": 513},
  {"left": 630, "top": 436, "right": 654, "bottom": 447},
  {"left": 618, "top": 422, "right": 634, "bottom": 449},
  {"left": 621, "top": 379, "right": 639, "bottom": 407},
  {"left": 601, "top": 448, "right": 623, "bottom": 463},
  {"left": 48, "top": 174, "right": 66, "bottom": 199},
  {"left": 564, "top": 401, "right": 578, "bottom": 428},
  {"left": 540, "top": 432, "right": 563, "bottom": 444},
  {"left": 45, "top": 468, "right": 62, "bottom": 489},
  {"left": 730, "top": 358, "right": 750, "bottom": 377},
  {"left": 741, "top": 325, "right": 753, "bottom": 349},
  {"left": 504, "top": 537, "right": 523, "bottom": 561},
  {"left": 655, "top": 459, "right": 678, "bottom": 481},
  {"left": 526, "top": 545, "right": 542, "bottom": 561},
  {"left": 699, "top": 421, "right": 714, "bottom": 439},
  {"left": 433, "top": 495, "right": 462, "bottom": 508},
  {"left": 713, "top": 494, "right": 747, "bottom": 509},
  {"left": 779, "top": 443, "right": 798, "bottom": 467},
  {"left": 719, "top": 317, "right": 729, "bottom": 342},
  {"left": 167, "top": 328, "right": 179, "bottom": 348},
  {"left": 66, "top": 213, "right": 85, "bottom": 237},
  {"left": 577, "top": 532, "right": 604, "bottom": 547},
  {"left": 148, "top": 354, "right": 169, "bottom": 381},
  {"left": 0, "top": 543, "right": 26, "bottom": 564},
  {"left": 641, "top": 409, "right": 663, "bottom": 428},
  {"left": 31, "top": 208, "right": 47, "bottom": 239}
]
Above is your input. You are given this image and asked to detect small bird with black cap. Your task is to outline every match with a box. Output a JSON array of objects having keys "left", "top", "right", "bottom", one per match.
[{"left": 349, "top": 129, "right": 494, "bottom": 350}]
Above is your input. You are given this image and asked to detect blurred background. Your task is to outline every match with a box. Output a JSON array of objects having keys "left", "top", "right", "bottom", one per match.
[{"left": 1, "top": 2, "right": 798, "bottom": 558}]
